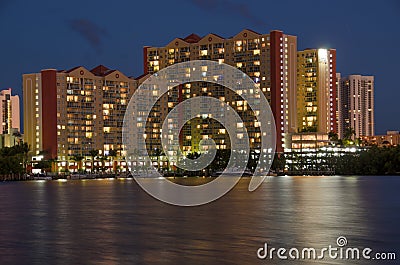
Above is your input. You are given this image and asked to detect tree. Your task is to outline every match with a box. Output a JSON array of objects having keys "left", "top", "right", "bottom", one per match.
[
  {"left": 71, "top": 155, "right": 84, "bottom": 172},
  {"left": 34, "top": 160, "right": 52, "bottom": 171},
  {"left": 328, "top": 131, "right": 339, "bottom": 142},
  {"left": 183, "top": 151, "right": 200, "bottom": 176},
  {"left": 98, "top": 155, "right": 108, "bottom": 173},
  {"left": 0, "top": 143, "right": 30, "bottom": 175},
  {"left": 89, "top": 149, "right": 99, "bottom": 172},
  {"left": 108, "top": 149, "right": 118, "bottom": 173},
  {"left": 127, "top": 148, "right": 141, "bottom": 173},
  {"left": 152, "top": 148, "right": 164, "bottom": 171},
  {"left": 271, "top": 153, "right": 286, "bottom": 172},
  {"left": 344, "top": 127, "right": 356, "bottom": 141},
  {"left": 13, "top": 142, "right": 30, "bottom": 172}
]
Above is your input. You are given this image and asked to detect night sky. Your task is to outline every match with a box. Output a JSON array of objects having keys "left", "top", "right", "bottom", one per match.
[{"left": 0, "top": 0, "right": 399, "bottom": 133}]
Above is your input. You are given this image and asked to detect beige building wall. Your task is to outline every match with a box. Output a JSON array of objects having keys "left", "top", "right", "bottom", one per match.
[{"left": 23, "top": 74, "right": 43, "bottom": 155}]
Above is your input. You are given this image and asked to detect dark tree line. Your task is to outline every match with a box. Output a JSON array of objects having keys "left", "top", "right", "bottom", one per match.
[
  {"left": 0, "top": 143, "right": 29, "bottom": 175},
  {"left": 282, "top": 145, "right": 400, "bottom": 175},
  {"left": 333, "top": 145, "right": 400, "bottom": 175},
  {"left": 185, "top": 145, "right": 400, "bottom": 176}
]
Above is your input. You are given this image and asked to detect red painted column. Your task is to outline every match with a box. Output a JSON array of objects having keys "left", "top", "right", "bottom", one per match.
[
  {"left": 41, "top": 69, "right": 58, "bottom": 159},
  {"left": 270, "top": 31, "right": 283, "bottom": 153}
]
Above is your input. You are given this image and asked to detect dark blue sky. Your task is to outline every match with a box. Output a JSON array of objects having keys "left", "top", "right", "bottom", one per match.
[{"left": 1, "top": 0, "right": 399, "bottom": 133}]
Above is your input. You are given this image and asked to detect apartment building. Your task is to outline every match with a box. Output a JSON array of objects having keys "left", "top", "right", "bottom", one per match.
[
  {"left": 143, "top": 29, "right": 298, "bottom": 153},
  {"left": 296, "top": 48, "right": 337, "bottom": 134},
  {"left": 338, "top": 74, "right": 374, "bottom": 139},
  {"left": 23, "top": 65, "right": 136, "bottom": 172},
  {"left": 0, "top": 88, "right": 21, "bottom": 148}
]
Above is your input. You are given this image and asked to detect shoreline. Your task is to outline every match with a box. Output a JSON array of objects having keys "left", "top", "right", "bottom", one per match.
[{"left": 1, "top": 174, "right": 399, "bottom": 183}]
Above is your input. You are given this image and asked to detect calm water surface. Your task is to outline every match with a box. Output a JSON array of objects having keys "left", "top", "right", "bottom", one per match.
[{"left": 0, "top": 176, "right": 399, "bottom": 265}]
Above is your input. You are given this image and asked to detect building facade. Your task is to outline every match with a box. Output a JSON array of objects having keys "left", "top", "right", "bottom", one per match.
[
  {"left": 289, "top": 132, "right": 330, "bottom": 150},
  {"left": 338, "top": 75, "right": 374, "bottom": 139},
  {"left": 23, "top": 65, "right": 136, "bottom": 172},
  {"left": 0, "top": 88, "right": 20, "bottom": 135},
  {"left": 0, "top": 88, "right": 21, "bottom": 148},
  {"left": 296, "top": 48, "right": 337, "bottom": 134},
  {"left": 143, "top": 29, "right": 298, "bottom": 153},
  {"left": 361, "top": 131, "right": 399, "bottom": 146}
]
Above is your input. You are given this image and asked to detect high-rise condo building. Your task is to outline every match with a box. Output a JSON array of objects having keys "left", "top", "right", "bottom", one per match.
[
  {"left": 0, "top": 88, "right": 21, "bottom": 148},
  {"left": 0, "top": 88, "right": 20, "bottom": 134},
  {"left": 296, "top": 48, "right": 337, "bottom": 134},
  {"left": 338, "top": 74, "right": 374, "bottom": 139},
  {"left": 143, "top": 29, "right": 298, "bottom": 153},
  {"left": 23, "top": 65, "right": 136, "bottom": 172}
]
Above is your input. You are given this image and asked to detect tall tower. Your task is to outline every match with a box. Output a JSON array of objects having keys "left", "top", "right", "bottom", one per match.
[
  {"left": 0, "top": 88, "right": 20, "bottom": 135},
  {"left": 338, "top": 75, "right": 374, "bottom": 138},
  {"left": 297, "top": 48, "right": 337, "bottom": 134}
]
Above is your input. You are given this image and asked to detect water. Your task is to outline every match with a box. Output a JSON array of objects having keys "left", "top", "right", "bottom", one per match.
[{"left": 0, "top": 176, "right": 399, "bottom": 265}]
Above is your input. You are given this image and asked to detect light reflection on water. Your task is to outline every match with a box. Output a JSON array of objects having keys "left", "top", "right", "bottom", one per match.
[{"left": 0, "top": 176, "right": 399, "bottom": 265}]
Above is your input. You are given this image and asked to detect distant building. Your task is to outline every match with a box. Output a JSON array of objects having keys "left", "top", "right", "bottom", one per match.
[
  {"left": 338, "top": 75, "right": 374, "bottom": 139},
  {"left": 296, "top": 48, "right": 337, "bottom": 134},
  {"left": 0, "top": 88, "right": 20, "bottom": 134},
  {"left": 0, "top": 88, "right": 21, "bottom": 148},
  {"left": 0, "top": 128, "right": 22, "bottom": 149},
  {"left": 23, "top": 65, "right": 136, "bottom": 172},
  {"left": 361, "top": 131, "right": 399, "bottom": 146},
  {"left": 144, "top": 29, "right": 298, "bottom": 153}
]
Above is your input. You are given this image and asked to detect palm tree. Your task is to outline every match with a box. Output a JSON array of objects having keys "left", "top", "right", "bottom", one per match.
[
  {"left": 89, "top": 149, "right": 99, "bottom": 173},
  {"left": 271, "top": 153, "right": 286, "bottom": 173},
  {"left": 16, "top": 142, "right": 30, "bottom": 173},
  {"left": 108, "top": 149, "right": 118, "bottom": 173},
  {"left": 127, "top": 148, "right": 141, "bottom": 173},
  {"left": 328, "top": 131, "right": 339, "bottom": 142},
  {"left": 152, "top": 148, "right": 164, "bottom": 171},
  {"left": 344, "top": 127, "right": 356, "bottom": 141},
  {"left": 98, "top": 155, "right": 108, "bottom": 173},
  {"left": 343, "top": 127, "right": 356, "bottom": 146},
  {"left": 71, "top": 155, "right": 84, "bottom": 172}
]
